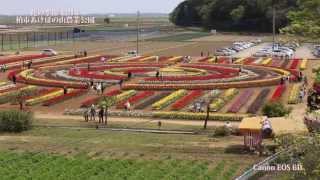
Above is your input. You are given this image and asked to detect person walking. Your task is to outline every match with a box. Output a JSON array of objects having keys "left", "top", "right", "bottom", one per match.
[
  {"left": 12, "top": 74, "right": 17, "bottom": 84},
  {"left": 119, "top": 79, "right": 123, "bottom": 89},
  {"left": 90, "top": 104, "right": 96, "bottom": 121},
  {"left": 83, "top": 108, "right": 89, "bottom": 122},
  {"left": 63, "top": 86, "right": 68, "bottom": 95},
  {"left": 98, "top": 107, "right": 104, "bottom": 124}
]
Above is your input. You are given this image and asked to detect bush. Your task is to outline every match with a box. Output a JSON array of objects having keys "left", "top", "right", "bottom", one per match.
[
  {"left": 262, "top": 102, "right": 291, "bottom": 118},
  {"left": 0, "top": 110, "right": 33, "bottom": 132},
  {"left": 211, "top": 126, "right": 231, "bottom": 137}
]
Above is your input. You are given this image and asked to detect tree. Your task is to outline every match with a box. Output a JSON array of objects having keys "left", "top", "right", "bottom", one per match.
[
  {"left": 281, "top": 0, "right": 320, "bottom": 40},
  {"left": 275, "top": 133, "right": 320, "bottom": 179},
  {"left": 104, "top": 17, "right": 110, "bottom": 24},
  {"left": 12, "top": 88, "right": 35, "bottom": 111},
  {"left": 230, "top": 5, "right": 245, "bottom": 21},
  {"left": 170, "top": 0, "right": 298, "bottom": 32},
  {"left": 99, "top": 96, "right": 116, "bottom": 126},
  {"left": 262, "top": 102, "right": 292, "bottom": 117}
]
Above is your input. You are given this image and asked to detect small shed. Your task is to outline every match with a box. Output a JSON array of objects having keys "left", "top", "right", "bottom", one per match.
[{"left": 239, "top": 116, "right": 265, "bottom": 149}]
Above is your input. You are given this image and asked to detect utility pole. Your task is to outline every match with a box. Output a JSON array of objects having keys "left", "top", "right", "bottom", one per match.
[
  {"left": 136, "top": 11, "right": 140, "bottom": 55},
  {"left": 272, "top": 0, "right": 276, "bottom": 51}
]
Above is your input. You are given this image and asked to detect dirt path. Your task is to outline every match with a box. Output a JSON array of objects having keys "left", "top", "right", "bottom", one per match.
[{"left": 35, "top": 113, "right": 238, "bottom": 127}]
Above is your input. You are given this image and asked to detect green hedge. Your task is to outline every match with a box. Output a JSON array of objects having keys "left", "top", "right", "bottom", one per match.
[
  {"left": 153, "top": 111, "right": 247, "bottom": 121},
  {"left": 0, "top": 110, "right": 33, "bottom": 132}
]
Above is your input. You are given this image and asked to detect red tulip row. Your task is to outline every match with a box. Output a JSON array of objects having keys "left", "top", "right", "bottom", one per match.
[
  {"left": 116, "top": 91, "right": 155, "bottom": 109},
  {"left": 87, "top": 64, "right": 164, "bottom": 71},
  {"left": 43, "top": 89, "right": 88, "bottom": 106},
  {"left": 270, "top": 85, "right": 286, "bottom": 101},
  {"left": 289, "top": 59, "right": 300, "bottom": 69},
  {"left": 270, "top": 59, "right": 283, "bottom": 67},
  {"left": 218, "top": 57, "right": 229, "bottom": 64},
  {"left": 227, "top": 89, "right": 254, "bottom": 113},
  {"left": 81, "top": 89, "right": 122, "bottom": 107},
  {"left": 198, "top": 57, "right": 212, "bottom": 62},
  {"left": 69, "top": 69, "right": 125, "bottom": 80},
  {"left": 0, "top": 54, "right": 48, "bottom": 65},
  {"left": 171, "top": 90, "right": 203, "bottom": 110},
  {"left": 243, "top": 57, "right": 256, "bottom": 65}
]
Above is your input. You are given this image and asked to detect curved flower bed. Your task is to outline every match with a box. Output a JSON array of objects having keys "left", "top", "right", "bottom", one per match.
[
  {"left": 270, "top": 85, "right": 286, "bottom": 101},
  {"left": 25, "top": 89, "right": 64, "bottom": 106},
  {"left": 124, "top": 77, "right": 281, "bottom": 90},
  {"left": 288, "top": 84, "right": 301, "bottom": 104},
  {"left": 152, "top": 90, "right": 187, "bottom": 110},
  {"left": 81, "top": 89, "right": 122, "bottom": 107},
  {"left": 17, "top": 69, "right": 87, "bottom": 89},
  {"left": 171, "top": 90, "right": 203, "bottom": 110},
  {"left": 0, "top": 85, "right": 37, "bottom": 104},
  {"left": 0, "top": 54, "right": 48, "bottom": 65},
  {"left": 43, "top": 89, "right": 88, "bottom": 106},
  {"left": 247, "top": 88, "right": 270, "bottom": 114},
  {"left": 289, "top": 59, "right": 300, "bottom": 69},
  {"left": 116, "top": 91, "right": 155, "bottom": 109},
  {"left": 228, "top": 89, "right": 254, "bottom": 113},
  {"left": 69, "top": 69, "right": 125, "bottom": 81}
]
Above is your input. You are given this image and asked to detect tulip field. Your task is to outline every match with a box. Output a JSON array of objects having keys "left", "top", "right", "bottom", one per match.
[{"left": 0, "top": 52, "right": 308, "bottom": 121}]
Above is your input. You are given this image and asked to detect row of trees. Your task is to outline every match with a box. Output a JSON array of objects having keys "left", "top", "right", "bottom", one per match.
[{"left": 170, "top": 0, "right": 299, "bottom": 32}]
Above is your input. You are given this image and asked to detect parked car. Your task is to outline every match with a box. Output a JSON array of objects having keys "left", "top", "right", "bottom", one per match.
[{"left": 42, "top": 49, "right": 58, "bottom": 56}]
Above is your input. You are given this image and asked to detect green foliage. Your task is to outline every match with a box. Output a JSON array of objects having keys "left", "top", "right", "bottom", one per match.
[
  {"left": 0, "top": 110, "right": 33, "bottom": 133},
  {"left": 281, "top": 0, "right": 320, "bottom": 40},
  {"left": 170, "top": 0, "right": 298, "bottom": 32},
  {"left": 99, "top": 96, "right": 116, "bottom": 108},
  {"left": 0, "top": 151, "right": 241, "bottom": 179},
  {"left": 262, "top": 102, "right": 291, "bottom": 117},
  {"left": 275, "top": 134, "right": 320, "bottom": 179},
  {"left": 211, "top": 126, "right": 231, "bottom": 137}
]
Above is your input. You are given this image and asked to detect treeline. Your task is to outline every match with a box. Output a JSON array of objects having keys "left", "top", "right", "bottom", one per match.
[{"left": 170, "top": 0, "right": 298, "bottom": 32}]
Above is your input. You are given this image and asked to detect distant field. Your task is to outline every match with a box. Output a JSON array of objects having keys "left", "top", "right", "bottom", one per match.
[
  {"left": 147, "top": 32, "right": 212, "bottom": 42},
  {"left": 0, "top": 151, "right": 240, "bottom": 180}
]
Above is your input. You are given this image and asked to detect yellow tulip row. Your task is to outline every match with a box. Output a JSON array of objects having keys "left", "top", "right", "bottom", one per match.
[
  {"left": 152, "top": 89, "right": 187, "bottom": 110},
  {"left": 261, "top": 58, "right": 272, "bottom": 65},
  {"left": 166, "top": 56, "right": 183, "bottom": 64},
  {"left": 288, "top": 84, "right": 301, "bottom": 104},
  {"left": 25, "top": 89, "right": 66, "bottom": 106},
  {"left": 235, "top": 58, "right": 245, "bottom": 64},
  {"left": 299, "top": 58, "right": 308, "bottom": 70},
  {"left": 210, "top": 88, "right": 239, "bottom": 111},
  {"left": 140, "top": 56, "right": 157, "bottom": 62},
  {"left": 115, "top": 90, "right": 137, "bottom": 102}
]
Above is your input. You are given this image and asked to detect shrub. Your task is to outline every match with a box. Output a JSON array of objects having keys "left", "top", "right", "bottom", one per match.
[
  {"left": 0, "top": 110, "right": 33, "bottom": 132},
  {"left": 211, "top": 126, "right": 231, "bottom": 137},
  {"left": 262, "top": 102, "right": 291, "bottom": 118}
]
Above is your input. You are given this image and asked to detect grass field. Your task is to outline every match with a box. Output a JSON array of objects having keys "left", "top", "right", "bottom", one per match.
[
  {"left": 147, "top": 32, "right": 212, "bottom": 42},
  {"left": 0, "top": 151, "right": 241, "bottom": 180},
  {"left": 0, "top": 126, "right": 260, "bottom": 179}
]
